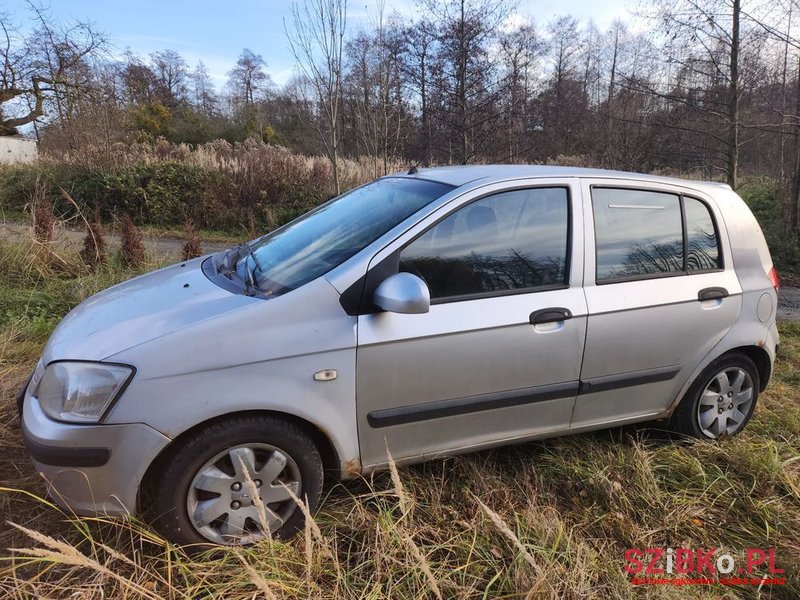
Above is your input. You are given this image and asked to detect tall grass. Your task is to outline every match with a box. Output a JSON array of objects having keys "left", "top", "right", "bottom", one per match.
[
  {"left": 0, "top": 139, "right": 406, "bottom": 233},
  {"left": 0, "top": 237, "right": 798, "bottom": 598}
]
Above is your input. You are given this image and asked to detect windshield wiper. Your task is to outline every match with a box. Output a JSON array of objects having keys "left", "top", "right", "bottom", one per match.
[
  {"left": 216, "top": 246, "right": 239, "bottom": 278},
  {"left": 218, "top": 243, "right": 266, "bottom": 296},
  {"left": 243, "top": 261, "right": 258, "bottom": 296},
  {"left": 238, "top": 243, "right": 265, "bottom": 275}
]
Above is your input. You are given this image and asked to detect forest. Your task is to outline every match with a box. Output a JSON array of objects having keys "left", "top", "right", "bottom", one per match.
[{"left": 2, "top": 0, "right": 800, "bottom": 251}]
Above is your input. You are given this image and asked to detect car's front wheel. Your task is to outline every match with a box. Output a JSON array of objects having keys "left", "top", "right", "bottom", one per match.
[
  {"left": 671, "top": 352, "right": 759, "bottom": 439},
  {"left": 149, "top": 414, "right": 323, "bottom": 546}
]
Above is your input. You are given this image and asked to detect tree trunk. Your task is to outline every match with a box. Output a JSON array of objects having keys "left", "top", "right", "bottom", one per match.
[
  {"left": 605, "top": 26, "right": 619, "bottom": 166},
  {"left": 458, "top": 0, "right": 468, "bottom": 164},
  {"left": 790, "top": 57, "right": 800, "bottom": 233},
  {"left": 421, "top": 54, "right": 430, "bottom": 165},
  {"left": 727, "top": 0, "right": 740, "bottom": 189}
]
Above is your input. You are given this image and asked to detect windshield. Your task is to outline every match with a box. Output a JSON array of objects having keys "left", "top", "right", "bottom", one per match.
[{"left": 232, "top": 177, "right": 454, "bottom": 296}]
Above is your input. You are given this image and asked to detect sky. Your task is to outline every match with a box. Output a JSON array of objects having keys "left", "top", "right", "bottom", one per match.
[{"left": 4, "top": 0, "right": 634, "bottom": 89}]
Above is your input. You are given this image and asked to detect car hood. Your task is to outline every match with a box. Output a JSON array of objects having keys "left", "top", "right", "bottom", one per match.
[{"left": 41, "top": 257, "right": 259, "bottom": 363}]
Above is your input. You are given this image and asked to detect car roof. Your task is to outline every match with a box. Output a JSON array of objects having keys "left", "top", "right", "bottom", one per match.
[{"left": 393, "top": 165, "right": 731, "bottom": 194}]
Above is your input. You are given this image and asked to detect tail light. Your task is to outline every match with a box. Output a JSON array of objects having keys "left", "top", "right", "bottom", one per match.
[{"left": 768, "top": 267, "right": 780, "bottom": 292}]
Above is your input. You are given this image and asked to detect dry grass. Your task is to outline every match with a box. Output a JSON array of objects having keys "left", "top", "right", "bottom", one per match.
[
  {"left": 45, "top": 137, "right": 406, "bottom": 184},
  {"left": 0, "top": 237, "right": 798, "bottom": 598},
  {"left": 80, "top": 220, "right": 108, "bottom": 269},
  {"left": 119, "top": 214, "right": 146, "bottom": 267},
  {"left": 1, "top": 139, "right": 408, "bottom": 237},
  {"left": 181, "top": 220, "right": 203, "bottom": 261}
]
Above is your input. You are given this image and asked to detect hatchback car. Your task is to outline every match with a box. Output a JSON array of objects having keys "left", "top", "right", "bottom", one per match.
[{"left": 20, "top": 166, "right": 779, "bottom": 546}]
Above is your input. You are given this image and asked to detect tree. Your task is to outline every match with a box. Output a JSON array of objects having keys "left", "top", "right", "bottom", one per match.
[
  {"left": 227, "top": 49, "right": 272, "bottom": 111},
  {"left": 420, "top": 0, "right": 514, "bottom": 164},
  {"left": 287, "top": 0, "right": 348, "bottom": 194},
  {"left": 0, "top": 5, "right": 105, "bottom": 135},
  {"left": 537, "top": 16, "right": 588, "bottom": 158},
  {"left": 191, "top": 60, "right": 218, "bottom": 115},
  {"left": 121, "top": 52, "right": 159, "bottom": 104},
  {"left": 645, "top": 0, "right": 747, "bottom": 188},
  {"left": 400, "top": 19, "right": 437, "bottom": 163},
  {"left": 150, "top": 49, "right": 189, "bottom": 108},
  {"left": 345, "top": 3, "right": 407, "bottom": 174},
  {"left": 498, "top": 18, "right": 542, "bottom": 161},
  {"left": 226, "top": 49, "right": 274, "bottom": 142}
]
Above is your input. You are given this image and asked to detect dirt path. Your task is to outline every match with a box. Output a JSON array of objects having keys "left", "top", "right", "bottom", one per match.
[
  {"left": 2, "top": 221, "right": 800, "bottom": 320},
  {"left": 0, "top": 222, "right": 228, "bottom": 261},
  {"left": 778, "top": 286, "right": 800, "bottom": 321}
]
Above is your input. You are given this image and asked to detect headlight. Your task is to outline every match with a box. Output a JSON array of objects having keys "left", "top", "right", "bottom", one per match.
[{"left": 35, "top": 361, "right": 134, "bottom": 423}]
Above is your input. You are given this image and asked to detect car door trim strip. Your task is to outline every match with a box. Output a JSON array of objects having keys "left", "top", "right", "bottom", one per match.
[
  {"left": 366, "top": 380, "right": 580, "bottom": 428},
  {"left": 578, "top": 365, "right": 681, "bottom": 394},
  {"left": 365, "top": 364, "right": 682, "bottom": 428}
]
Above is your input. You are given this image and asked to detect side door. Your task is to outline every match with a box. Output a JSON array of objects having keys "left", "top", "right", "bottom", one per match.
[
  {"left": 356, "top": 181, "right": 588, "bottom": 468},
  {"left": 572, "top": 180, "right": 742, "bottom": 428}
]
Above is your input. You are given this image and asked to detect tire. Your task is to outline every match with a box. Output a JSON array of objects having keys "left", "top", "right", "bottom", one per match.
[
  {"left": 671, "top": 352, "right": 759, "bottom": 440},
  {"left": 148, "top": 414, "right": 324, "bottom": 547}
]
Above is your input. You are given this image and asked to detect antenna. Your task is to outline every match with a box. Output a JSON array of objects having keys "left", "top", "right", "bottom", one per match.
[{"left": 407, "top": 148, "right": 432, "bottom": 175}]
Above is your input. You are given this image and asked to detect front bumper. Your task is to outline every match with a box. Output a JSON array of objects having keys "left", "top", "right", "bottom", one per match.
[{"left": 21, "top": 390, "right": 171, "bottom": 516}]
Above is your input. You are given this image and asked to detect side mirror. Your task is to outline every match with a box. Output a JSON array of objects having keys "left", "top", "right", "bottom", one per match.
[{"left": 374, "top": 272, "right": 430, "bottom": 314}]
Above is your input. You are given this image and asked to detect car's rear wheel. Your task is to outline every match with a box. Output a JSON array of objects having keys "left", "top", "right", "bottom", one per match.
[
  {"left": 671, "top": 352, "right": 759, "bottom": 439},
  {"left": 149, "top": 414, "right": 323, "bottom": 546}
]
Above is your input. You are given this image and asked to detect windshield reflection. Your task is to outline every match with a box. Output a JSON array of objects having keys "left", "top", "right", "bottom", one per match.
[{"left": 233, "top": 178, "right": 454, "bottom": 297}]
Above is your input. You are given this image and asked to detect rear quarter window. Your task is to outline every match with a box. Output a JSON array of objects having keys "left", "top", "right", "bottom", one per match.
[{"left": 684, "top": 197, "right": 721, "bottom": 271}]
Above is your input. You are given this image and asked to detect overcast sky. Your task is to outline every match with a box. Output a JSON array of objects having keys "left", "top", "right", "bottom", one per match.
[{"left": 4, "top": 0, "right": 634, "bottom": 88}]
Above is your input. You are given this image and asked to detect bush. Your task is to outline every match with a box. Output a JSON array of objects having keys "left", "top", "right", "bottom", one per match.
[
  {"left": 32, "top": 200, "right": 54, "bottom": 246},
  {"left": 119, "top": 214, "right": 146, "bottom": 267},
  {"left": 739, "top": 177, "right": 800, "bottom": 276},
  {"left": 0, "top": 139, "right": 391, "bottom": 234},
  {"left": 182, "top": 220, "right": 203, "bottom": 260},
  {"left": 80, "top": 220, "right": 107, "bottom": 269}
]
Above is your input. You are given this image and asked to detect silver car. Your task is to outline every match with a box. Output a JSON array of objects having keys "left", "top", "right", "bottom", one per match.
[{"left": 20, "top": 166, "right": 779, "bottom": 546}]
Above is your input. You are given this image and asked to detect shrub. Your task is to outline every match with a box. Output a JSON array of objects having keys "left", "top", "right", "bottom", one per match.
[
  {"left": 739, "top": 177, "right": 800, "bottom": 276},
  {"left": 32, "top": 201, "right": 54, "bottom": 246},
  {"left": 80, "top": 221, "right": 107, "bottom": 269},
  {"left": 28, "top": 175, "right": 55, "bottom": 246},
  {"left": 182, "top": 220, "right": 203, "bottom": 261},
  {"left": 0, "top": 139, "right": 394, "bottom": 234},
  {"left": 119, "top": 214, "right": 146, "bottom": 267}
]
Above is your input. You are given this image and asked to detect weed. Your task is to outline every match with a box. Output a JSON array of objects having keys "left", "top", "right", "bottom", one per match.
[
  {"left": 181, "top": 220, "right": 202, "bottom": 261},
  {"left": 119, "top": 214, "right": 146, "bottom": 267}
]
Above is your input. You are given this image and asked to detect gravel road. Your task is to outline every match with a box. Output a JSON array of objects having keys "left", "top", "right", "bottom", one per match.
[{"left": 778, "top": 285, "right": 800, "bottom": 321}]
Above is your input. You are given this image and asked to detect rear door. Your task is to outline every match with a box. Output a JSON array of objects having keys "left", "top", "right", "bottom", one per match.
[
  {"left": 356, "top": 180, "right": 588, "bottom": 468},
  {"left": 573, "top": 180, "right": 742, "bottom": 427}
]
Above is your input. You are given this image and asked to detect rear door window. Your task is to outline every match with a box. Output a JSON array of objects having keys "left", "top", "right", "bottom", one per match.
[
  {"left": 593, "top": 188, "right": 683, "bottom": 281},
  {"left": 592, "top": 187, "right": 721, "bottom": 283}
]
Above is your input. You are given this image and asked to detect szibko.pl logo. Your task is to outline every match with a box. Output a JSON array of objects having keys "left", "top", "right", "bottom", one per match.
[{"left": 624, "top": 548, "right": 786, "bottom": 586}]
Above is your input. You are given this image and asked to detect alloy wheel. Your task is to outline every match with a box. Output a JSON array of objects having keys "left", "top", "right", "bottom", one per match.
[
  {"left": 696, "top": 367, "right": 754, "bottom": 438},
  {"left": 186, "top": 443, "right": 301, "bottom": 544}
]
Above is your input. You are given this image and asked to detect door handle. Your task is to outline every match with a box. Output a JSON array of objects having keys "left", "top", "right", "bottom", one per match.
[
  {"left": 698, "top": 287, "right": 729, "bottom": 302},
  {"left": 530, "top": 307, "right": 572, "bottom": 325}
]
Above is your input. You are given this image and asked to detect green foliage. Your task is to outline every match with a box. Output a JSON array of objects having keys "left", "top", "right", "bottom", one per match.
[
  {"left": 131, "top": 101, "right": 172, "bottom": 139},
  {"left": 738, "top": 177, "right": 800, "bottom": 276},
  {"left": 1, "top": 162, "right": 238, "bottom": 229},
  {"left": 0, "top": 141, "right": 367, "bottom": 234}
]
